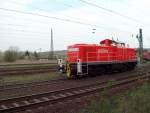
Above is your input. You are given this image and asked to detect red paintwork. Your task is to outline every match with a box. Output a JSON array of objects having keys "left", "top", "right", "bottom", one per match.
[
  {"left": 144, "top": 51, "right": 150, "bottom": 60},
  {"left": 66, "top": 39, "right": 137, "bottom": 63}
]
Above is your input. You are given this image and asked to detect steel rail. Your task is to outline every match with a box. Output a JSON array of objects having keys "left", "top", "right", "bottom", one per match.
[
  {"left": 0, "top": 77, "right": 67, "bottom": 92},
  {"left": 0, "top": 73, "right": 149, "bottom": 113},
  {"left": 0, "top": 66, "right": 57, "bottom": 76},
  {"left": 0, "top": 71, "right": 144, "bottom": 92},
  {"left": 0, "top": 69, "right": 143, "bottom": 92}
]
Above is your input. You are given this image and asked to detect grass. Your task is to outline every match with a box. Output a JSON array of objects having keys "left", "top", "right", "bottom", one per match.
[
  {"left": 0, "top": 72, "right": 63, "bottom": 85},
  {"left": 0, "top": 64, "right": 57, "bottom": 69},
  {"left": 138, "top": 60, "right": 150, "bottom": 66},
  {"left": 80, "top": 83, "right": 150, "bottom": 113}
]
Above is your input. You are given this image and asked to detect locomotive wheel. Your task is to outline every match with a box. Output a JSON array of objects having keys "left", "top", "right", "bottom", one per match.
[
  {"left": 66, "top": 64, "right": 72, "bottom": 78},
  {"left": 66, "top": 64, "right": 77, "bottom": 79}
]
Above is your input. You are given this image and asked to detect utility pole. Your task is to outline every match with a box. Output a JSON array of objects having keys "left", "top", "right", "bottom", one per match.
[
  {"left": 136, "top": 28, "right": 143, "bottom": 64},
  {"left": 49, "top": 28, "right": 54, "bottom": 59}
]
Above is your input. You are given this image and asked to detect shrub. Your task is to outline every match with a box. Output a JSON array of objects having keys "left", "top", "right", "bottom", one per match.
[
  {"left": 33, "top": 51, "right": 39, "bottom": 60},
  {"left": 0, "top": 51, "right": 3, "bottom": 62},
  {"left": 113, "top": 83, "right": 150, "bottom": 113},
  {"left": 80, "top": 83, "right": 150, "bottom": 113},
  {"left": 4, "top": 47, "right": 19, "bottom": 62}
]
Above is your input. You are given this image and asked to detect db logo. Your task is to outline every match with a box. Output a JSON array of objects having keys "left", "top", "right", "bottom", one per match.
[{"left": 98, "top": 49, "right": 108, "bottom": 53}]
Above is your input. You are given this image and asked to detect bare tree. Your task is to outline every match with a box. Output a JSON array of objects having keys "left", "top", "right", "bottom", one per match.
[
  {"left": 0, "top": 51, "right": 3, "bottom": 62},
  {"left": 4, "top": 46, "right": 19, "bottom": 62}
]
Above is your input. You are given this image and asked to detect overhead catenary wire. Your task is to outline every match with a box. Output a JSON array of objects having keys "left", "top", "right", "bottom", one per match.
[
  {"left": 1, "top": 0, "right": 138, "bottom": 34},
  {"left": 0, "top": 7, "right": 107, "bottom": 28},
  {"left": 0, "top": 31, "right": 50, "bottom": 37},
  {"left": 78, "top": 0, "right": 145, "bottom": 24},
  {"left": 7, "top": 0, "right": 144, "bottom": 25},
  {"left": 0, "top": 13, "right": 55, "bottom": 25},
  {"left": 53, "top": 1, "right": 140, "bottom": 31},
  {"left": 0, "top": 0, "right": 140, "bottom": 41},
  {"left": 7, "top": 0, "right": 82, "bottom": 21},
  {"left": 0, "top": 1, "right": 126, "bottom": 32},
  {"left": 0, "top": 32, "right": 98, "bottom": 39},
  {"left": 0, "top": 7, "right": 133, "bottom": 34},
  {"left": 0, "top": 27, "right": 51, "bottom": 35},
  {"left": 0, "top": 33, "right": 50, "bottom": 38},
  {"left": 0, "top": 22, "right": 52, "bottom": 28},
  {"left": 0, "top": 0, "right": 87, "bottom": 29},
  {"left": 0, "top": 0, "right": 148, "bottom": 50}
]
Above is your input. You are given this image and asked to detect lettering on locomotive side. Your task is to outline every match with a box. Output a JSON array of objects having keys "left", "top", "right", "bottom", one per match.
[
  {"left": 98, "top": 49, "right": 109, "bottom": 53},
  {"left": 68, "top": 48, "right": 79, "bottom": 52}
]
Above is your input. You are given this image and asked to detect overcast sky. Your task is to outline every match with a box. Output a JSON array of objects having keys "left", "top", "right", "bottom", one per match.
[{"left": 0, "top": 0, "right": 150, "bottom": 52}]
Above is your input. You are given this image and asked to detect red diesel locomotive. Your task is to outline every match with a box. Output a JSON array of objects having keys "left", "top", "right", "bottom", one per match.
[
  {"left": 59, "top": 39, "right": 137, "bottom": 78},
  {"left": 144, "top": 51, "right": 150, "bottom": 61}
]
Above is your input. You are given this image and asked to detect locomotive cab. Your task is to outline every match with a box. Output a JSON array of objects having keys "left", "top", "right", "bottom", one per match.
[{"left": 65, "top": 45, "right": 84, "bottom": 78}]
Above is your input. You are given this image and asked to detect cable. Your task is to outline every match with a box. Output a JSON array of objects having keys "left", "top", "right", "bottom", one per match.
[
  {"left": 0, "top": 32, "right": 89, "bottom": 39},
  {"left": 0, "top": 33, "right": 49, "bottom": 38},
  {"left": 79, "top": 0, "right": 144, "bottom": 24},
  {"left": 0, "top": 7, "right": 104, "bottom": 27},
  {"left": 49, "top": 0, "right": 141, "bottom": 30},
  {"left": 0, "top": 27, "right": 50, "bottom": 35},
  {"left": 0, "top": 14, "right": 55, "bottom": 25},
  {"left": 0, "top": 22, "right": 50, "bottom": 28},
  {"left": 0, "top": 2, "right": 110, "bottom": 29},
  {"left": 2, "top": 0, "right": 138, "bottom": 34},
  {"left": 0, "top": 30, "right": 50, "bottom": 36},
  {"left": 0, "top": 7, "right": 132, "bottom": 34},
  {"left": 7, "top": 0, "right": 83, "bottom": 21}
]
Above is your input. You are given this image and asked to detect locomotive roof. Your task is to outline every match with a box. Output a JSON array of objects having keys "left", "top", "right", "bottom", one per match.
[
  {"left": 69, "top": 44, "right": 98, "bottom": 46},
  {"left": 68, "top": 39, "right": 126, "bottom": 48},
  {"left": 100, "top": 39, "right": 125, "bottom": 45}
]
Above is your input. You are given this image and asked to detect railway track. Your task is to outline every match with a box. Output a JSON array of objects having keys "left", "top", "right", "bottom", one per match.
[
  {"left": 0, "top": 69, "right": 147, "bottom": 99},
  {"left": 0, "top": 65, "right": 58, "bottom": 76},
  {"left": 0, "top": 63, "right": 57, "bottom": 67},
  {"left": 0, "top": 72, "right": 149, "bottom": 113},
  {"left": 0, "top": 70, "right": 140, "bottom": 93},
  {"left": 0, "top": 77, "right": 67, "bottom": 92}
]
